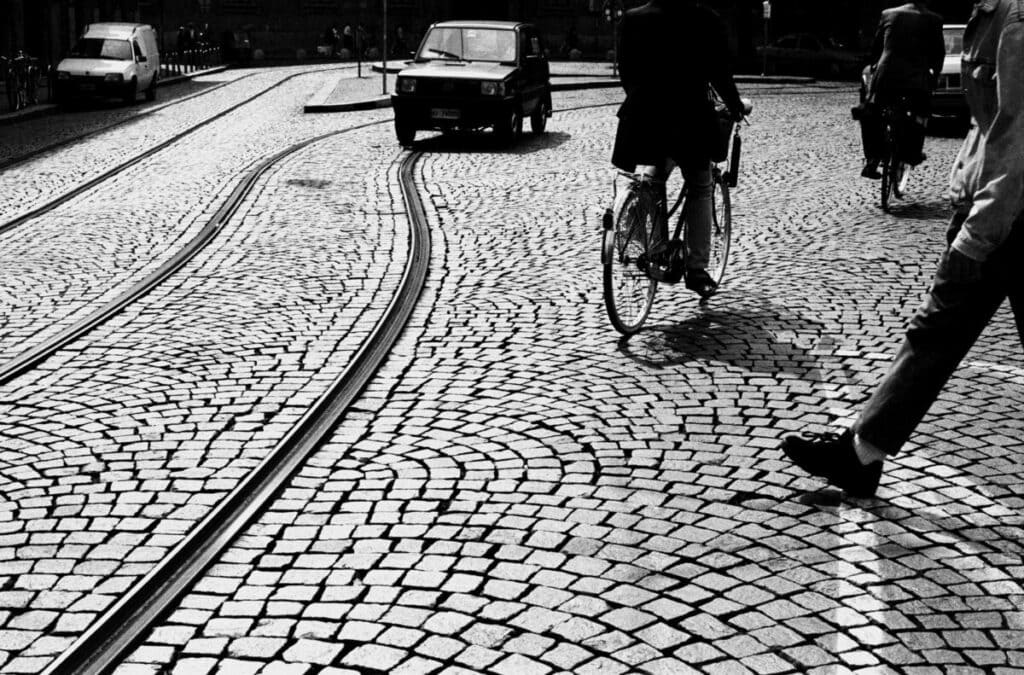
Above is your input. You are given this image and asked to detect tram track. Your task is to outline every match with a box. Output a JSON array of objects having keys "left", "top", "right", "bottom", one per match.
[
  {"left": 0, "top": 65, "right": 352, "bottom": 236},
  {"left": 29, "top": 144, "right": 429, "bottom": 675}
]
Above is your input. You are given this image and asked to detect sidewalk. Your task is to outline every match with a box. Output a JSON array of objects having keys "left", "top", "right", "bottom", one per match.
[
  {"left": 0, "top": 65, "right": 229, "bottom": 125},
  {"left": 304, "top": 60, "right": 815, "bottom": 113}
]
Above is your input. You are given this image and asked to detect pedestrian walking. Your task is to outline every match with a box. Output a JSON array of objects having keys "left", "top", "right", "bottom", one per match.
[
  {"left": 780, "top": 0, "right": 1024, "bottom": 497},
  {"left": 856, "top": 0, "right": 945, "bottom": 179}
]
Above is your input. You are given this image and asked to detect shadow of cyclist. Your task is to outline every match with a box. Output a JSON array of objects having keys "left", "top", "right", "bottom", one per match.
[
  {"left": 615, "top": 299, "right": 831, "bottom": 379},
  {"left": 411, "top": 129, "right": 571, "bottom": 155}
]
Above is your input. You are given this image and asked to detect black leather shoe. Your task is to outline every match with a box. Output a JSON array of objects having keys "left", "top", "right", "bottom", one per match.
[
  {"left": 685, "top": 269, "right": 718, "bottom": 298},
  {"left": 780, "top": 430, "right": 883, "bottom": 498},
  {"left": 861, "top": 161, "right": 881, "bottom": 180}
]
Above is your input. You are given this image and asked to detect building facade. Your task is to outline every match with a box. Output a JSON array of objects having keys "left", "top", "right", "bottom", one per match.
[{"left": 1, "top": 0, "right": 975, "bottom": 72}]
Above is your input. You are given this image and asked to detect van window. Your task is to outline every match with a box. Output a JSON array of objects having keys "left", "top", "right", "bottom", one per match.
[
  {"left": 70, "top": 38, "right": 133, "bottom": 61},
  {"left": 133, "top": 41, "right": 144, "bottom": 60}
]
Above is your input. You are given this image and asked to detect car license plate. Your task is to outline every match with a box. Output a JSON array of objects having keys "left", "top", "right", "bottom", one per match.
[
  {"left": 431, "top": 108, "right": 460, "bottom": 120},
  {"left": 79, "top": 83, "right": 95, "bottom": 91}
]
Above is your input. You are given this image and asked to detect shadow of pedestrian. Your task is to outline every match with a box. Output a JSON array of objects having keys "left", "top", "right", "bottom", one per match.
[
  {"left": 615, "top": 299, "right": 829, "bottom": 379},
  {"left": 883, "top": 198, "right": 951, "bottom": 221}
]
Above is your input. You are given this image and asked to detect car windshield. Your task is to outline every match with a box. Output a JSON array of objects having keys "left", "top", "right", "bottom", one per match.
[
  {"left": 69, "top": 37, "right": 133, "bottom": 60},
  {"left": 417, "top": 27, "right": 516, "bottom": 63},
  {"left": 943, "top": 29, "right": 963, "bottom": 55}
]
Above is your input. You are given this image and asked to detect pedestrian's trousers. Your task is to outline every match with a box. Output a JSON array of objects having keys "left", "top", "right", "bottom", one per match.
[{"left": 854, "top": 211, "right": 1024, "bottom": 454}]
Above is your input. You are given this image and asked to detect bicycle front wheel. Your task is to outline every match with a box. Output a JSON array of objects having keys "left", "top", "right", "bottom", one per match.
[
  {"left": 603, "top": 189, "right": 658, "bottom": 335},
  {"left": 707, "top": 173, "right": 732, "bottom": 286}
]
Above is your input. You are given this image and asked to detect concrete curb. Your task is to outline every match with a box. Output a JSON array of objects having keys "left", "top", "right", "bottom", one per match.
[
  {"left": 302, "top": 73, "right": 819, "bottom": 113},
  {"left": 0, "top": 65, "right": 230, "bottom": 126}
]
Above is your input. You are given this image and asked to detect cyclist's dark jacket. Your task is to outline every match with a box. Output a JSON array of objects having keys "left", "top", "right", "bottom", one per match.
[
  {"left": 867, "top": 2, "right": 945, "bottom": 100},
  {"left": 611, "top": 0, "right": 742, "bottom": 172}
]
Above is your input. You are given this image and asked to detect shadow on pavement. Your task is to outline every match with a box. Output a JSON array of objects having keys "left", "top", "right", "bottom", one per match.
[
  {"left": 411, "top": 129, "right": 571, "bottom": 155},
  {"left": 615, "top": 301, "right": 827, "bottom": 378},
  {"left": 882, "top": 198, "right": 951, "bottom": 221}
]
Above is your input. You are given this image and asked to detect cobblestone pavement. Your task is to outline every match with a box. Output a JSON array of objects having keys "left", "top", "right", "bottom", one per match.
[
  {"left": 0, "top": 74, "right": 409, "bottom": 671},
  {"left": 98, "top": 86, "right": 1023, "bottom": 674},
  {"left": 0, "top": 68, "right": 392, "bottom": 365}
]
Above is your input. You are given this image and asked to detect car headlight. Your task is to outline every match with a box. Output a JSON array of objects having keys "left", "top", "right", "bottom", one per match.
[
  {"left": 57, "top": 71, "right": 70, "bottom": 80},
  {"left": 481, "top": 81, "right": 506, "bottom": 96},
  {"left": 104, "top": 73, "right": 124, "bottom": 82},
  {"left": 397, "top": 77, "right": 417, "bottom": 94}
]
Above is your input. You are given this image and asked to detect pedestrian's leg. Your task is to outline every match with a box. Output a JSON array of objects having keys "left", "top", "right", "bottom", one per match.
[{"left": 854, "top": 244, "right": 1006, "bottom": 455}]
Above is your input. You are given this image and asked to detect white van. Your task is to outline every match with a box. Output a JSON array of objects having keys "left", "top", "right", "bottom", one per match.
[{"left": 55, "top": 23, "right": 160, "bottom": 105}]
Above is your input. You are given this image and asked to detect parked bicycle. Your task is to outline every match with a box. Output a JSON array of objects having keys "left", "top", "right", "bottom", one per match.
[{"left": 601, "top": 99, "right": 752, "bottom": 335}]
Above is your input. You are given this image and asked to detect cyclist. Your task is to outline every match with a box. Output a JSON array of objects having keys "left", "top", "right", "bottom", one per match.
[
  {"left": 858, "top": 0, "right": 945, "bottom": 180},
  {"left": 611, "top": 0, "right": 745, "bottom": 298}
]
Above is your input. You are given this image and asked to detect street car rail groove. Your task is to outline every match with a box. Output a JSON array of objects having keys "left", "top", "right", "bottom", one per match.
[
  {"left": 0, "top": 116, "right": 390, "bottom": 387},
  {"left": 40, "top": 149, "right": 430, "bottom": 675},
  {"left": 0, "top": 66, "right": 350, "bottom": 235}
]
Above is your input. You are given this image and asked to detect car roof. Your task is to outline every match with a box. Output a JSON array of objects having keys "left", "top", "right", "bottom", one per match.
[
  {"left": 428, "top": 20, "right": 527, "bottom": 30},
  {"left": 83, "top": 23, "right": 152, "bottom": 39}
]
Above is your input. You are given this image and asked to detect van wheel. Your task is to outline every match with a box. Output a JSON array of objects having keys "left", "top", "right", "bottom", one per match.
[
  {"left": 145, "top": 75, "right": 157, "bottom": 102},
  {"left": 123, "top": 78, "right": 137, "bottom": 105}
]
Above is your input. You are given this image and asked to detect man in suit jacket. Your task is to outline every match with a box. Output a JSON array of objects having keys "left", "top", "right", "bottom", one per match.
[
  {"left": 611, "top": 0, "right": 745, "bottom": 298},
  {"left": 859, "top": 1, "right": 945, "bottom": 178}
]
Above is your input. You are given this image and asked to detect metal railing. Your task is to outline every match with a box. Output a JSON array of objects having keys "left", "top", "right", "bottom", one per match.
[{"left": 159, "top": 47, "right": 223, "bottom": 79}]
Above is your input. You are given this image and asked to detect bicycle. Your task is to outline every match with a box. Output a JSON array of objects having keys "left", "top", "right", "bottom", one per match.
[
  {"left": 879, "top": 98, "right": 924, "bottom": 212},
  {"left": 601, "top": 100, "right": 752, "bottom": 335}
]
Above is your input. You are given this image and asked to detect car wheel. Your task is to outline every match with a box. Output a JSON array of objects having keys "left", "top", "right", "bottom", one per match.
[
  {"left": 530, "top": 99, "right": 550, "bottom": 135},
  {"left": 145, "top": 74, "right": 157, "bottom": 102},
  {"left": 395, "top": 117, "right": 416, "bottom": 147},
  {"left": 496, "top": 108, "right": 522, "bottom": 144},
  {"left": 123, "top": 78, "right": 137, "bottom": 105}
]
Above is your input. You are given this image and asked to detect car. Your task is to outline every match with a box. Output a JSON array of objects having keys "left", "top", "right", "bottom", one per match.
[
  {"left": 932, "top": 24, "right": 968, "bottom": 121},
  {"left": 55, "top": 23, "right": 160, "bottom": 105},
  {"left": 757, "top": 33, "right": 865, "bottom": 79},
  {"left": 859, "top": 24, "right": 968, "bottom": 122},
  {"left": 390, "top": 20, "right": 552, "bottom": 146}
]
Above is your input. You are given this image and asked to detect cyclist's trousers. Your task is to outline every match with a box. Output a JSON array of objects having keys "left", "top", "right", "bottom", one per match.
[
  {"left": 860, "top": 89, "right": 930, "bottom": 164},
  {"left": 635, "top": 160, "right": 713, "bottom": 271}
]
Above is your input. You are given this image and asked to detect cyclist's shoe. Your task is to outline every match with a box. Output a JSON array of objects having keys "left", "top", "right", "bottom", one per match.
[
  {"left": 780, "top": 430, "right": 882, "bottom": 498},
  {"left": 861, "top": 160, "right": 882, "bottom": 180},
  {"left": 906, "top": 152, "right": 926, "bottom": 166},
  {"left": 684, "top": 269, "right": 718, "bottom": 298}
]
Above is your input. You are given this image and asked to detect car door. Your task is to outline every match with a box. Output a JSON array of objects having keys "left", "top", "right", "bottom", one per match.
[
  {"left": 132, "top": 39, "right": 151, "bottom": 87},
  {"left": 519, "top": 27, "right": 548, "bottom": 114}
]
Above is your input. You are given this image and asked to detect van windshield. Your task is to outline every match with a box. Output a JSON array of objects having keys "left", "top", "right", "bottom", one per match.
[{"left": 69, "top": 38, "right": 133, "bottom": 60}]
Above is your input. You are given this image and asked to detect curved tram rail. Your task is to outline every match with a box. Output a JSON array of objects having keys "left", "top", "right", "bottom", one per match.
[
  {"left": 0, "top": 65, "right": 352, "bottom": 235},
  {"left": 36, "top": 146, "right": 430, "bottom": 675}
]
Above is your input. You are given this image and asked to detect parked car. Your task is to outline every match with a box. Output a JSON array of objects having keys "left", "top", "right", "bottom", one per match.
[
  {"left": 55, "top": 23, "right": 159, "bottom": 105},
  {"left": 758, "top": 33, "right": 865, "bottom": 79},
  {"left": 932, "top": 24, "right": 968, "bottom": 121},
  {"left": 859, "top": 24, "right": 968, "bottom": 122},
  {"left": 391, "top": 20, "right": 552, "bottom": 146}
]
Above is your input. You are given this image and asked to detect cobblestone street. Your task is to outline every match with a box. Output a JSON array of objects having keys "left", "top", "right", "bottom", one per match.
[{"left": 0, "top": 71, "right": 1022, "bottom": 675}]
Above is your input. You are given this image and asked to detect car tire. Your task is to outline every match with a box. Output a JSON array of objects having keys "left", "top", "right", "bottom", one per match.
[
  {"left": 496, "top": 107, "right": 522, "bottom": 144},
  {"left": 145, "top": 74, "right": 157, "bottom": 102},
  {"left": 530, "top": 98, "right": 549, "bottom": 135},
  {"left": 395, "top": 117, "right": 416, "bottom": 147},
  {"left": 123, "top": 78, "right": 137, "bottom": 105}
]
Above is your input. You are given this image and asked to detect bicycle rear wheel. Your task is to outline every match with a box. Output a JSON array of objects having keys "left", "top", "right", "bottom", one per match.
[
  {"left": 603, "top": 188, "right": 658, "bottom": 335},
  {"left": 706, "top": 172, "right": 732, "bottom": 286}
]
